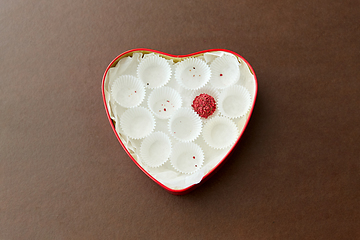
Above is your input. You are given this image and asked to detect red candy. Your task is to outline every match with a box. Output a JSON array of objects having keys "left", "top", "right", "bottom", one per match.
[{"left": 192, "top": 93, "right": 216, "bottom": 119}]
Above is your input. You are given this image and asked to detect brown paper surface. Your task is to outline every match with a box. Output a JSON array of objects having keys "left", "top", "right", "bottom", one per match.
[{"left": 1, "top": 0, "right": 359, "bottom": 239}]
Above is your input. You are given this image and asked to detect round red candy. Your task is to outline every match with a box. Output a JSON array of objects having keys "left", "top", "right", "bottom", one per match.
[{"left": 192, "top": 93, "right": 216, "bottom": 119}]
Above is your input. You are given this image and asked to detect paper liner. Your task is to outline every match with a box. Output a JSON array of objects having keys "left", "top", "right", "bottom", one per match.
[
  {"left": 190, "top": 86, "right": 220, "bottom": 120},
  {"left": 170, "top": 142, "right": 204, "bottom": 174},
  {"left": 175, "top": 58, "right": 211, "bottom": 90},
  {"left": 120, "top": 107, "right": 155, "bottom": 140},
  {"left": 218, "top": 85, "right": 251, "bottom": 119},
  {"left": 137, "top": 55, "right": 172, "bottom": 89},
  {"left": 202, "top": 116, "right": 239, "bottom": 149},
  {"left": 210, "top": 55, "right": 240, "bottom": 89},
  {"left": 168, "top": 107, "right": 202, "bottom": 142},
  {"left": 148, "top": 87, "right": 182, "bottom": 119},
  {"left": 111, "top": 75, "right": 146, "bottom": 108},
  {"left": 140, "top": 131, "right": 172, "bottom": 168}
]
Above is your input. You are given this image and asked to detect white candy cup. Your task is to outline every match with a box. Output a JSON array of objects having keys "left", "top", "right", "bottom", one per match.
[
  {"left": 175, "top": 58, "right": 211, "bottom": 90},
  {"left": 111, "top": 75, "right": 145, "bottom": 108},
  {"left": 190, "top": 86, "right": 220, "bottom": 120},
  {"left": 202, "top": 116, "right": 239, "bottom": 149},
  {"left": 148, "top": 87, "right": 182, "bottom": 119},
  {"left": 190, "top": 86, "right": 220, "bottom": 102},
  {"left": 140, "top": 131, "right": 172, "bottom": 168},
  {"left": 120, "top": 107, "right": 155, "bottom": 139},
  {"left": 137, "top": 55, "right": 172, "bottom": 89},
  {"left": 170, "top": 142, "right": 204, "bottom": 174},
  {"left": 168, "top": 108, "right": 202, "bottom": 142},
  {"left": 210, "top": 55, "right": 240, "bottom": 89},
  {"left": 218, "top": 85, "right": 251, "bottom": 119}
]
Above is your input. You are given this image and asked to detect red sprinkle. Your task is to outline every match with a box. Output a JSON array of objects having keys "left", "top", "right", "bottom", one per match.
[
  {"left": 195, "top": 165, "right": 197, "bottom": 167},
  {"left": 192, "top": 93, "right": 216, "bottom": 119},
  {"left": 164, "top": 108, "right": 166, "bottom": 111},
  {"left": 193, "top": 156, "right": 195, "bottom": 159},
  {"left": 220, "top": 74, "right": 223, "bottom": 76},
  {"left": 135, "top": 91, "right": 137, "bottom": 93}
]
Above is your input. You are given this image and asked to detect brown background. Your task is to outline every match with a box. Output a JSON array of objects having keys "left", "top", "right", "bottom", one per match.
[{"left": 1, "top": 0, "right": 359, "bottom": 239}]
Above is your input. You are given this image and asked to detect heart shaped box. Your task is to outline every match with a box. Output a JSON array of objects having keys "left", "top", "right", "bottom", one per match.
[{"left": 102, "top": 49, "right": 257, "bottom": 195}]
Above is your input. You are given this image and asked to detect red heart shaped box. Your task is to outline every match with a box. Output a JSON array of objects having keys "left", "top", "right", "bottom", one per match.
[{"left": 102, "top": 48, "right": 258, "bottom": 195}]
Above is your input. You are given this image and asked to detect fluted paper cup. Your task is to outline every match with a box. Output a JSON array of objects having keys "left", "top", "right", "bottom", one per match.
[
  {"left": 137, "top": 55, "right": 172, "bottom": 89},
  {"left": 140, "top": 131, "right": 172, "bottom": 168},
  {"left": 202, "top": 116, "right": 239, "bottom": 149},
  {"left": 148, "top": 87, "right": 182, "bottom": 119},
  {"left": 175, "top": 58, "right": 211, "bottom": 90},
  {"left": 210, "top": 55, "right": 240, "bottom": 89},
  {"left": 111, "top": 75, "right": 146, "bottom": 108},
  {"left": 218, "top": 85, "right": 251, "bottom": 119},
  {"left": 170, "top": 142, "right": 204, "bottom": 174},
  {"left": 168, "top": 108, "right": 202, "bottom": 142},
  {"left": 120, "top": 107, "right": 155, "bottom": 139}
]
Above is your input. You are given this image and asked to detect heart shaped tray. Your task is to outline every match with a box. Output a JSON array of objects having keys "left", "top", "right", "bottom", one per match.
[{"left": 102, "top": 49, "right": 257, "bottom": 194}]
